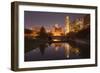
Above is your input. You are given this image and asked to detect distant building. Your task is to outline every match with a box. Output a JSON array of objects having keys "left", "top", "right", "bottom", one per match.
[
  {"left": 65, "top": 16, "right": 70, "bottom": 34},
  {"left": 72, "top": 18, "right": 84, "bottom": 32},
  {"left": 25, "top": 27, "right": 40, "bottom": 38},
  {"left": 66, "top": 16, "right": 86, "bottom": 33},
  {"left": 84, "top": 14, "right": 90, "bottom": 28},
  {"left": 25, "top": 15, "right": 90, "bottom": 38},
  {"left": 51, "top": 24, "right": 64, "bottom": 36}
]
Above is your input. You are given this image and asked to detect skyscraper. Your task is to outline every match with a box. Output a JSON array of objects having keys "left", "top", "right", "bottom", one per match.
[{"left": 65, "top": 16, "right": 70, "bottom": 35}]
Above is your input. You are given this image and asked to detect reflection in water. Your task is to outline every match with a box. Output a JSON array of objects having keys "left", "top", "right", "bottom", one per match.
[
  {"left": 51, "top": 43, "right": 80, "bottom": 59},
  {"left": 38, "top": 43, "right": 48, "bottom": 55},
  {"left": 64, "top": 43, "right": 70, "bottom": 58},
  {"left": 25, "top": 42, "right": 90, "bottom": 61},
  {"left": 53, "top": 39, "right": 61, "bottom": 42}
]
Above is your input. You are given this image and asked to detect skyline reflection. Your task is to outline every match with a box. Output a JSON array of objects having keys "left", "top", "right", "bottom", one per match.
[{"left": 24, "top": 42, "right": 89, "bottom": 61}]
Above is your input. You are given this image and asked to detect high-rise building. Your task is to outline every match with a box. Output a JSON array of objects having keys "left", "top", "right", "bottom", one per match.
[{"left": 65, "top": 16, "right": 70, "bottom": 35}]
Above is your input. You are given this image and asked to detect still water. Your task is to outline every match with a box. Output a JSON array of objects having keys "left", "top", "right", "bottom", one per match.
[{"left": 25, "top": 42, "right": 90, "bottom": 61}]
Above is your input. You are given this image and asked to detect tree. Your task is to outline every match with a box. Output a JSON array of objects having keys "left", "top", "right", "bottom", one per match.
[{"left": 37, "top": 26, "right": 48, "bottom": 39}]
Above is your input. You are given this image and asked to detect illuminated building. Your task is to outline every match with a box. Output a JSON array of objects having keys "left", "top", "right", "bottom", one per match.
[
  {"left": 68, "top": 17, "right": 85, "bottom": 33},
  {"left": 75, "top": 18, "right": 84, "bottom": 30},
  {"left": 25, "top": 27, "right": 40, "bottom": 38},
  {"left": 25, "top": 15, "right": 90, "bottom": 38},
  {"left": 51, "top": 24, "right": 64, "bottom": 36},
  {"left": 65, "top": 16, "right": 70, "bottom": 35}
]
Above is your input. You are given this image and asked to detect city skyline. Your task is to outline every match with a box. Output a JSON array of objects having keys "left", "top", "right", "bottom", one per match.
[
  {"left": 24, "top": 11, "right": 89, "bottom": 30},
  {"left": 24, "top": 11, "right": 90, "bottom": 61}
]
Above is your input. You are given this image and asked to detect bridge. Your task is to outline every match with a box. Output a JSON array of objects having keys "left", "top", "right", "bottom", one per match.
[{"left": 50, "top": 36, "right": 68, "bottom": 42}]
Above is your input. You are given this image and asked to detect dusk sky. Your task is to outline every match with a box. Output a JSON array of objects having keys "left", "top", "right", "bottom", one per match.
[{"left": 24, "top": 11, "right": 88, "bottom": 30}]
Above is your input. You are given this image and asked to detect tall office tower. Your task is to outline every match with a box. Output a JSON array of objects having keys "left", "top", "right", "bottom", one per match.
[{"left": 65, "top": 16, "right": 70, "bottom": 35}]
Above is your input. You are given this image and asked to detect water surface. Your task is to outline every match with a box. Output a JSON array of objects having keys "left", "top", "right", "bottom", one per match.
[{"left": 25, "top": 41, "right": 90, "bottom": 61}]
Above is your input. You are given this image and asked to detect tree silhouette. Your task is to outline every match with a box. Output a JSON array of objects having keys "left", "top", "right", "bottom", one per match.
[
  {"left": 37, "top": 26, "right": 48, "bottom": 39},
  {"left": 39, "top": 43, "right": 47, "bottom": 55}
]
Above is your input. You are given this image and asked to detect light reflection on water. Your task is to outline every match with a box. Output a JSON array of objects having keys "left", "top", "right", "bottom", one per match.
[
  {"left": 25, "top": 42, "right": 90, "bottom": 61},
  {"left": 51, "top": 43, "right": 80, "bottom": 58}
]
